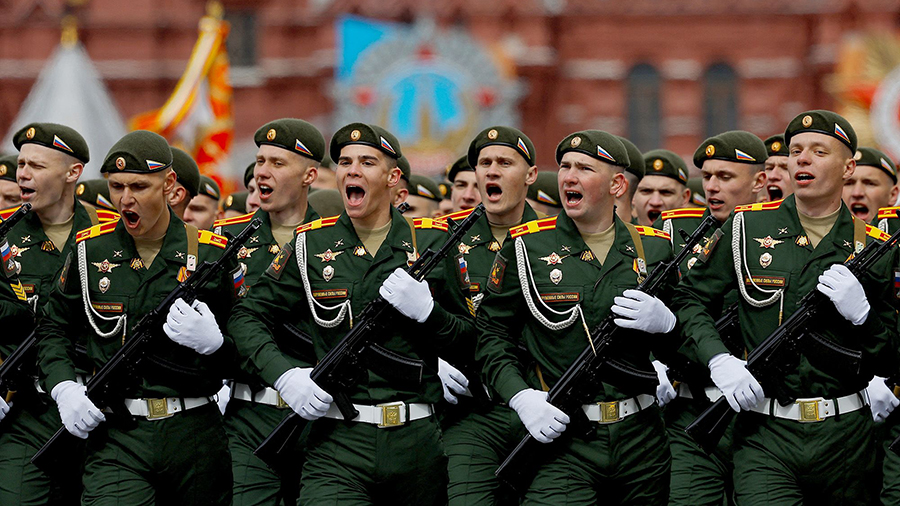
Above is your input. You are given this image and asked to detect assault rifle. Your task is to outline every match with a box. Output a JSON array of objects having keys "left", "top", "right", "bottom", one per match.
[
  {"left": 31, "top": 218, "right": 261, "bottom": 471},
  {"left": 0, "top": 203, "right": 31, "bottom": 240},
  {"left": 494, "top": 214, "right": 719, "bottom": 493},
  {"left": 0, "top": 204, "right": 36, "bottom": 399},
  {"left": 254, "top": 204, "right": 487, "bottom": 469},
  {"left": 686, "top": 225, "right": 900, "bottom": 453}
]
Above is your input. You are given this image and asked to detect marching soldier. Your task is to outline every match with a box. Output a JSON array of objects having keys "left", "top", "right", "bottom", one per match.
[
  {"left": 613, "top": 136, "right": 645, "bottom": 224},
  {"left": 763, "top": 134, "right": 792, "bottom": 202},
  {"left": 438, "top": 126, "right": 543, "bottom": 506},
  {"left": 672, "top": 111, "right": 898, "bottom": 505},
  {"left": 214, "top": 118, "right": 325, "bottom": 506},
  {"left": 222, "top": 191, "right": 249, "bottom": 219},
  {"left": 654, "top": 130, "right": 768, "bottom": 505},
  {"left": 168, "top": 147, "right": 201, "bottom": 220},
  {"left": 842, "top": 146, "right": 898, "bottom": 224},
  {"left": 633, "top": 149, "right": 691, "bottom": 226},
  {"left": 183, "top": 175, "right": 221, "bottom": 231},
  {"left": 36, "top": 130, "right": 236, "bottom": 505},
  {"left": 228, "top": 122, "right": 474, "bottom": 505},
  {"left": 476, "top": 130, "right": 680, "bottom": 504},
  {"left": 0, "top": 153, "right": 23, "bottom": 209},
  {"left": 77, "top": 179, "right": 117, "bottom": 212},
  {"left": 406, "top": 174, "right": 443, "bottom": 218},
  {"left": 448, "top": 155, "right": 481, "bottom": 213},
  {"left": 1, "top": 122, "right": 116, "bottom": 506},
  {"left": 526, "top": 171, "right": 562, "bottom": 217}
]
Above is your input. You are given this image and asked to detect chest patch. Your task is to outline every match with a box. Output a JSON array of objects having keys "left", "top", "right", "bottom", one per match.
[
  {"left": 744, "top": 275, "right": 786, "bottom": 287},
  {"left": 487, "top": 254, "right": 507, "bottom": 293},
  {"left": 312, "top": 288, "right": 349, "bottom": 300},
  {"left": 91, "top": 301, "right": 124, "bottom": 313},
  {"left": 539, "top": 292, "right": 580, "bottom": 303}
]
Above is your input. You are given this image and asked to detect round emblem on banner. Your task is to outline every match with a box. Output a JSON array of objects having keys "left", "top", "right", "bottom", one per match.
[
  {"left": 266, "top": 129, "right": 277, "bottom": 141},
  {"left": 26, "top": 127, "right": 35, "bottom": 140},
  {"left": 570, "top": 137, "right": 581, "bottom": 148},
  {"left": 487, "top": 129, "right": 498, "bottom": 140},
  {"left": 115, "top": 157, "right": 126, "bottom": 170},
  {"left": 350, "top": 129, "right": 361, "bottom": 141},
  {"left": 802, "top": 115, "right": 813, "bottom": 128}
]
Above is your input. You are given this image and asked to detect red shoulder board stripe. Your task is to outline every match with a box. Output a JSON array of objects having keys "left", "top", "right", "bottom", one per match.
[
  {"left": 877, "top": 207, "right": 900, "bottom": 220},
  {"left": 866, "top": 224, "right": 891, "bottom": 242},
  {"left": 0, "top": 205, "right": 21, "bottom": 220},
  {"left": 735, "top": 199, "right": 784, "bottom": 213},
  {"left": 199, "top": 230, "right": 228, "bottom": 249},
  {"left": 213, "top": 212, "right": 254, "bottom": 228},
  {"left": 510, "top": 217, "right": 558, "bottom": 239},
  {"left": 96, "top": 210, "right": 120, "bottom": 222},
  {"left": 440, "top": 207, "right": 475, "bottom": 221},
  {"left": 413, "top": 217, "right": 449, "bottom": 231},
  {"left": 633, "top": 225, "right": 671, "bottom": 241},
  {"left": 295, "top": 215, "right": 340, "bottom": 234},
  {"left": 660, "top": 207, "right": 706, "bottom": 220},
  {"left": 75, "top": 220, "right": 118, "bottom": 243}
]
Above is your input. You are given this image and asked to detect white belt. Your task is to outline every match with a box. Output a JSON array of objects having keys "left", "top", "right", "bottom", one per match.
[
  {"left": 749, "top": 392, "right": 868, "bottom": 422},
  {"left": 111, "top": 397, "right": 214, "bottom": 420},
  {"left": 323, "top": 401, "right": 434, "bottom": 428},
  {"left": 676, "top": 383, "right": 724, "bottom": 403},
  {"left": 582, "top": 394, "right": 655, "bottom": 424},
  {"left": 230, "top": 383, "right": 289, "bottom": 409}
]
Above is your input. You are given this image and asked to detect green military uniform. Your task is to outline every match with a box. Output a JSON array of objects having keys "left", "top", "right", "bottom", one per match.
[
  {"left": 229, "top": 123, "right": 475, "bottom": 505},
  {"left": 0, "top": 123, "right": 114, "bottom": 506},
  {"left": 36, "top": 130, "right": 236, "bottom": 506},
  {"left": 476, "top": 130, "right": 678, "bottom": 504},
  {"left": 215, "top": 118, "right": 325, "bottom": 506}
]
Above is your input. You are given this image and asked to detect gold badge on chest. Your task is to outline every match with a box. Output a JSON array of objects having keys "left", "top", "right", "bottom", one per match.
[
  {"left": 98, "top": 276, "right": 111, "bottom": 293},
  {"left": 488, "top": 241, "right": 501, "bottom": 252},
  {"left": 323, "top": 265, "right": 334, "bottom": 282},
  {"left": 268, "top": 244, "right": 281, "bottom": 255},
  {"left": 760, "top": 252, "right": 773, "bottom": 268},
  {"left": 92, "top": 259, "right": 121, "bottom": 274},
  {"left": 354, "top": 246, "right": 367, "bottom": 257},
  {"left": 538, "top": 252, "right": 567, "bottom": 265},
  {"left": 315, "top": 249, "right": 343, "bottom": 263},
  {"left": 754, "top": 236, "right": 783, "bottom": 249}
]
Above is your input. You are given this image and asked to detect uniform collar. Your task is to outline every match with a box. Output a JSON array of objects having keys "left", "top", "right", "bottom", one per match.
[{"left": 112, "top": 208, "right": 190, "bottom": 266}]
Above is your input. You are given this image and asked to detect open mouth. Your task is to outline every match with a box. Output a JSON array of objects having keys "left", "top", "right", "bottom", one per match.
[
  {"left": 19, "top": 187, "right": 35, "bottom": 200},
  {"left": 647, "top": 210, "right": 661, "bottom": 223},
  {"left": 259, "top": 184, "right": 273, "bottom": 200},
  {"left": 121, "top": 210, "right": 140, "bottom": 229},
  {"left": 708, "top": 198, "right": 724, "bottom": 209},
  {"left": 795, "top": 172, "right": 815, "bottom": 186},
  {"left": 767, "top": 186, "right": 783, "bottom": 200},
  {"left": 850, "top": 203, "right": 869, "bottom": 219},
  {"left": 345, "top": 185, "right": 366, "bottom": 207},
  {"left": 564, "top": 190, "right": 583, "bottom": 207},
  {"left": 485, "top": 182, "right": 503, "bottom": 202}
]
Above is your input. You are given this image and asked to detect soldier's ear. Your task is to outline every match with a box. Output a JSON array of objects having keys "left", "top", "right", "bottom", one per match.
[
  {"left": 610, "top": 172, "right": 627, "bottom": 198},
  {"left": 163, "top": 169, "right": 177, "bottom": 194},
  {"left": 842, "top": 158, "right": 856, "bottom": 181},
  {"left": 524, "top": 165, "right": 538, "bottom": 185},
  {"left": 303, "top": 164, "right": 318, "bottom": 188},
  {"left": 66, "top": 162, "right": 83, "bottom": 184}
]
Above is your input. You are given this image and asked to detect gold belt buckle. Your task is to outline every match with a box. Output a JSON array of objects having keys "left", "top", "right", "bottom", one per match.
[
  {"left": 377, "top": 402, "right": 405, "bottom": 428},
  {"left": 146, "top": 398, "right": 173, "bottom": 420},
  {"left": 598, "top": 401, "right": 621, "bottom": 424},
  {"left": 797, "top": 400, "right": 822, "bottom": 422},
  {"left": 275, "top": 392, "right": 289, "bottom": 409}
]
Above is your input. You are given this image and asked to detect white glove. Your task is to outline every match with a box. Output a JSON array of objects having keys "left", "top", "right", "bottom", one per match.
[
  {"left": 0, "top": 397, "right": 9, "bottom": 422},
  {"left": 611, "top": 289, "right": 677, "bottom": 334},
  {"left": 379, "top": 268, "right": 434, "bottom": 323},
  {"left": 51, "top": 380, "right": 105, "bottom": 439},
  {"left": 708, "top": 353, "right": 765, "bottom": 412},
  {"left": 215, "top": 383, "right": 231, "bottom": 416},
  {"left": 652, "top": 360, "right": 677, "bottom": 406},
  {"left": 816, "top": 264, "right": 870, "bottom": 325},
  {"left": 508, "top": 389, "right": 569, "bottom": 444},
  {"left": 274, "top": 367, "right": 333, "bottom": 421},
  {"left": 163, "top": 298, "right": 224, "bottom": 355},
  {"left": 438, "top": 358, "right": 472, "bottom": 405},
  {"left": 867, "top": 376, "right": 899, "bottom": 423}
]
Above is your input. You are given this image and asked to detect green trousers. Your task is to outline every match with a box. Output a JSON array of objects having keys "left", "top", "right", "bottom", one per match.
[
  {"left": 664, "top": 395, "right": 734, "bottom": 505},
  {"left": 299, "top": 415, "right": 448, "bottom": 505},
  {"left": 0, "top": 390, "right": 81, "bottom": 506},
  {"left": 224, "top": 398, "right": 305, "bottom": 506},
  {"left": 524, "top": 405, "right": 671, "bottom": 505},
  {"left": 732, "top": 409, "right": 875, "bottom": 505},
  {"left": 441, "top": 402, "right": 525, "bottom": 506},
  {"left": 879, "top": 413, "right": 900, "bottom": 505},
  {"left": 81, "top": 403, "right": 231, "bottom": 506}
]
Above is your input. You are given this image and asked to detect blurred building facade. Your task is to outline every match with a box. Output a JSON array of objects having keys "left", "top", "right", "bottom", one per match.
[{"left": 2, "top": 0, "right": 900, "bottom": 173}]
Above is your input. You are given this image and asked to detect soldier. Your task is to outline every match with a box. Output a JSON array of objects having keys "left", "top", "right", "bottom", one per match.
[
  {"left": 390, "top": 154, "right": 413, "bottom": 207},
  {"left": 633, "top": 149, "right": 691, "bottom": 225},
  {"left": 222, "top": 191, "right": 249, "bottom": 219},
  {"left": 214, "top": 118, "right": 325, "bottom": 506},
  {"left": 168, "top": 147, "right": 201, "bottom": 220},
  {"left": 229, "top": 122, "right": 474, "bottom": 505},
  {"left": 76, "top": 179, "right": 117, "bottom": 212},
  {"left": 526, "top": 171, "right": 563, "bottom": 217},
  {"left": 438, "top": 126, "right": 543, "bottom": 506},
  {"left": 476, "top": 130, "right": 680, "bottom": 504},
  {"left": 842, "top": 146, "right": 898, "bottom": 223},
  {"left": 36, "top": 130, "right": 236, "bottom": 505},
  {"left": 672, "top": 111, "right": 898, "bottom": 505},
  {"left": 1, "top": 122, "right": 116, "bottom": 506},
  {"left": 448, "top": 155, "right": 481, "bottom": 213},
  {"left": 614, "top": 136, "right": 645, "bottom": 224},
  {"left": 184, "top": 175, "right": 221, "bottom": 230},
  {"left": 763, "top": 134, "right": 792, "bottom": 202},
  {"left": 244, "top": 162, "right": 262, "bottom": 214},
  {"left": 406, "top": 174, "right": 443, "bottom": 218},
  {"left": 0, "top": 154, "right": 23, "bottom": 209},
  {"left": 653, "top": 130, "right": 768, "bottom": 505}
]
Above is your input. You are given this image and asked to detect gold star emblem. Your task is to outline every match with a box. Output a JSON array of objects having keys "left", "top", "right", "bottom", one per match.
[
  {"left": 753, "top": 236, "right": 784, "bottom": 249},
  {"left": 538, "top": 252, "right": 567, "bottom": 265},
  {"left": 91, "top": 259, "right": 121, "bottom": 273},
  {"left": 314, "top": 249, "right": 343, "bottom": 262},
  {"left": 10, "top": 245, "right": 28, "bottom": 257},
  {"left": 238, "top": 246, "right": 259, "bottom": 259}
]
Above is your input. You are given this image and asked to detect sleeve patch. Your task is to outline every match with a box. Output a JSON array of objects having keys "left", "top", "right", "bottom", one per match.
[
  {"left": 11, "top": 280, "right": 26, "bottom": 301},
  {"left": 697, "top": 229, "right": 723, "bottom": 263},
  {"left": 456, "top": 253, "right": 471, "bottom": 291},
  {"left": 58, "top": 252, "right": 73, "bottom": 291},
  {"left": 265, "top": 242, "right": 293, "bottom": 280},
  {"left": 487, "top": 253, "right": 507, "bottom": 293}
]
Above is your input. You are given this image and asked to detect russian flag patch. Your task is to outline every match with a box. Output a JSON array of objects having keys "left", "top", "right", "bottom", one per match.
[
  {"left": 52, "top": 135, "right": 74, "bottom": 153},
  {"left": 596, "top": 145, "right": 616, "bottom": 163},
  {"left": 537, "top": 189, "right": 557, "bottom": 205},
  {"left": 380, "top": 136, "right": 396, "bottom": 155},
  {"left": 834, "top": 123, "right": 851, "bottom": 145},
  {"left": 735, "top": 149, "right": 756, "bottom": 162},
  {"left": 516, "top": 137, "right": 530, "bottom": 159},
  {"left": 146, "top": 160, "right": 166, "bottom": 171},
  {"left": 1, "top": 240, "right": 11, "bottom": 263},
  {"left": 295, "top": 139, "right": 313, "bottom": 157},
  {"left": 882, "top": 158, "right": 895, "bottom": 174}
]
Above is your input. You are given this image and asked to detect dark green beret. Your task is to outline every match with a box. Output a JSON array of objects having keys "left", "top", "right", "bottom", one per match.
[
  {"left": 854, "top": 146, "right": 897, "bottom": 183},
  {"left": 687, "top": 178, "right": 706, "bottom": 207},
  {"left": 527, "top": 171, "right": 561, "bottom": 208},
  {"left": 408, "top": 174, "right": 442, "bottom": 202},
  {"left": 198, "top": 175, "right": 221, "bottom": 200},
  {"left": 101, "top": 130, "right": 172, "bottom": 175},
  {"left": 320, "top": 153, "right": 334, "bottom": 169},
  {"left": 255, "top": 118, "right": 326, "bottom": 163},
  {"left": 446, "top": 155, "right": 473, "bottom": 183},
  {"left": 643, "top": 149, "right": 688, "bottom": 185},
  {"left": 556, "top": 130, "right": 629, "bottom": 168},
  {"left": 13, "top": 122, "right": 89, "bottom": 164},
  {"left": 222, "top": 191, "right": 247, "bottom": 213},
  {"left": 75, "top": 179, "right": 115, "bottom": 211},
  {"left": 170, "top": 147, "right": 200, "bottom": 197},
  {"left": 438, "top": 180, "right": 451, "bottom": 200},
  {"left": 330, "top": 123, "right": 402, "bottom": 163},
  {"left": 308, "top": 188, "right": 344, "bottom": 217},
  {"left": 397, "top": 155, "right": 412, "bottom": 182},
  {"left": 243, "top": 162, "right": 255, "bottom": 189},
  {"left": 784, "top": 109, "right": 857, "bottom": 153},
  {"left": 616, "top": 136, "right": 645, "bottom": 180},
  {"left": 693, "top": 130, "right": 767, "bottom": 168},
  {"left": 0, "top": 154, "right": 18, "bottom": 183},
  {"left": 467, "top": 126, "right": 535, "bottom": 168},
  {"left": 764, "top": 134, "right": 788, "bottom": 157}
]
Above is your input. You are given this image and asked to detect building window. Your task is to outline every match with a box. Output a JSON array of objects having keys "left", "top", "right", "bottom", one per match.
[
  {"left": 704, "top": 63, "right": 738, "bottom": 138},
  {"left": 224, "top": 10, "right": 257, "bottom": 67},
  {"left": 627, "top": 64, "right": 661, "bottom": 152}
]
